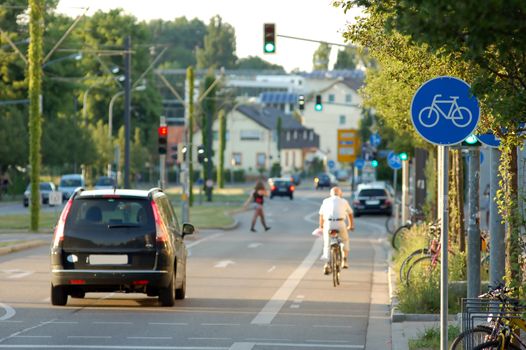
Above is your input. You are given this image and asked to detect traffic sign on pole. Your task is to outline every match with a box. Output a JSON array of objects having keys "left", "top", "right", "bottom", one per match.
[
  {"left": 370, "top": 133, "right": 381, "bottom": 147},
  {"left": 327, "top": 160, "right": 335, "bottom": 169},
  {"left": 387, "top": 151, "right": 402, "bottom": 170},
  {"left": 337, "top": 129, "right": 360, "bottom": 163},
  {"left": 411, "top": 76, "right": 480, "bottom": 145},
  {"left": 354, "top": 158, "right": 365, "bottom": 170},
  {"left": 477, "top": 132, "right": 500, "bottom": 148}
]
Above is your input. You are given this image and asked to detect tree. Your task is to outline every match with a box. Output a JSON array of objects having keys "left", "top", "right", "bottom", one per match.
[
  {"left": 199, "top": 72, "right": 217, "bottom": 201},
  {"left": 312, "top": 42, "right": 331, "bottom": 71},
  {"left": 276, "top": 116, "right": 282, "bottom": 165},
  {"left": 334, "top": 47, "right": 358, "bottom": 70},
  {"left": 216, "top": 109, "right": 226, "bottom": 188},
  {"left": 196, "top": 16, "right": 237, "bottom": 69},
  {"left": 236, "top": 56, "right": 285, "bottom": 72}
]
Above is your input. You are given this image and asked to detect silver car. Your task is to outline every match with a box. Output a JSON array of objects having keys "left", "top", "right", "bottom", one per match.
[{"left": 23, "top": 182, "right": 57, "bottom": 207}]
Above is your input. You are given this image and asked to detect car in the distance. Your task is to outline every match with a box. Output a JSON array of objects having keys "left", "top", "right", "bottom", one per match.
[
  {"left": 94, "top": 176, "right": 116, "bottom": 190},
  {"left": 50, "top": 187, "right": 194, "bottom": 307},
  {"left": 268, "top": 177, "right": 295, "bottom": 199},
  {"left": 59, "top": 174, "right": 85, "bottom": 200},
  {"left": 23, "top": 182, "right": 57, "bottom": 207},
  {"left": 282, "top": 173, "right": 301, "bottom": 186},
  {"left": 351, "top": 184, "right": 393, "bottom": 217},
  {"left": 314, "top": 173, "right": 336, "bottom": 190}
]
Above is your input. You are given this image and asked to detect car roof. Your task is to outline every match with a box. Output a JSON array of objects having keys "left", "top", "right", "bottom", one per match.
[
  {"left": 357, "top": 183, "right": 389, "bottom": 190},
  {"left": 77, "top": 189, "right": 154, "bottom": 199},
  {"left": 61, "top": 174, "right": 83, "bottom": 179}
]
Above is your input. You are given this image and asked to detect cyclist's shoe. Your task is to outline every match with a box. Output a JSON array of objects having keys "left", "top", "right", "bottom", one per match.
[
  {"left": 323, "top": 263, "right": 332, "bottom": 275},
  {"left": 264, "top": 226, "right": 271, "bottom": 231},
  {"left": 250, "top": 228, "right": 257, "bottom": 232},
  {"left": 343, "top": 258, "right": 349, "bottom": 269}
]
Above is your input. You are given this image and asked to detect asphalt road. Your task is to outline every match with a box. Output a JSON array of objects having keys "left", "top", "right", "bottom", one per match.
[{"left": 0, "top": 187, "right": 390, "bottom": 350}]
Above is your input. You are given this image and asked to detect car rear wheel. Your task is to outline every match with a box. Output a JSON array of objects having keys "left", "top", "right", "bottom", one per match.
[
  {"left": 175, "top": 273, "right": 186, "bottom": 300},
  {"left": 289, "top": 194, "right": 293, "bottom": 200},
  {"left": 159, "top": 273, "right": 175, "bottom": 306},
  {"left": 51, "top": 284, "right": 68, "bottom": 306}
]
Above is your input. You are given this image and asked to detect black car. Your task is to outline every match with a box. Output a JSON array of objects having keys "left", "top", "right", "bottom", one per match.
[
  {"left": 352, "top": 186, "right": 393, "bottom": 217},
  {"left": 314, "top": 173, "right": 334, "bottom": 190},
  {"left": 268, "top": 178, "right": 295, "bottom": 199},
  {"left": 50, "top": 187, "right": 194, "bottom": 307}
]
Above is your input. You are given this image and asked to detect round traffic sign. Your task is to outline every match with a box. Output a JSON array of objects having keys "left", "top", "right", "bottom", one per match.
[
  {"left": 411, "top": 76, "right": 480, "bottom": 145},
  {"left": 354, "top": 158, "right": 365, "bottom": 170},
  {"left": 387, "top": 151, "right": 402, "bottom": 170},
  {"left": 328, "top": 160, "right": 336, "bottom": 169},
  {"left": 370, "top": 133, "right": 381, "bottom": 147},
  {"left": 477, "top": 132, "right": 500, "bottom": 148}
]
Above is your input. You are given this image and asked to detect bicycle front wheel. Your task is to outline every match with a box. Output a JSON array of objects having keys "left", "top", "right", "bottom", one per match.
[
  {"left": 450, "top": 325, "right": 492, "bottom": 350},
  {"left": 399, "top": 248, "right": 429, "bottom": 283},
  {"left": 405, "top": 255, "right": 437, "bottom": 286},
  {"left": 418, "top": 106, "right": 440, "bottom": 128},
  {"left": 391, "top": 225, "right": 410, "bottom": 250}
]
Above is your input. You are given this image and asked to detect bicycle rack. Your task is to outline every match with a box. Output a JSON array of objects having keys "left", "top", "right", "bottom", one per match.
[{"left": 461, "top": 297, "right": 526, "bottom": 349}]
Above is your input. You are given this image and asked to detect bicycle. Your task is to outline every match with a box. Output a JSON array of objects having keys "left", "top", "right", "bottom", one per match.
[
  {"left": 328, "top": 229, "right": 345, "bottom": 287},
  {"left": 418, "top": 94, "right": 472, "bottom": 128},
  {"left": 391, "top": 207, "right": 426, "bottom": 250}
]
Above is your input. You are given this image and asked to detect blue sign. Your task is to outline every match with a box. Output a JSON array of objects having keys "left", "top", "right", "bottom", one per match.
[
  {"left": 354, "top": 158, "right": 365, "bottom": 170},
  {"left": 477, "top": 132, "right": 500, "bottom": 148},
  {"left": 370, "top": 133, "right": 381, "bottom": 147},
  {"left": 387, "top": 151, "right": 402, "bottom": 170},
  {"left": 327, "top": 160, "right": 336, "bottom": 169},
  {"left": 411, "top": 76, "right": 480, "bottom": 146}
]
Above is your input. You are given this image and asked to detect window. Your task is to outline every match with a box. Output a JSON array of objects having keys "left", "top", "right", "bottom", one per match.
[
  {"left": 285, "top": 151, "right": 289, "bottom": 166},
  {"left": 293, "top": 130, "right": 297, "bottom": 139},
  {"left": 240, "top": 130, "right": 261, "bottom": 141},
  {"left": 232, "top": 153, "right": 242, "bottom": 166},
  {"left": 328, "top": 94, "right": 335, "bottom": 103},
  {"left": 339, "top": 115, "right": 346, "bottom": 125},
  {"left": 286, "top": 131, "right": 290, "bottom": 141},
  {"left": 346, "top": 94, "right": 352, "bottom": 103},
  {"left": 256, "top": 153, "right": 266, "bottom": 167},
  {"left": 309, "top": 131, "right": 314, "bottom": 141},
  {"left": 303, "top": 130, "right": 307, "bottom": 139}
]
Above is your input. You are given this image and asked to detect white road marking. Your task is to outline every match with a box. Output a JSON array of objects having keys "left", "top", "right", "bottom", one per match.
[
  {"left": 3, "top": 269, "right": 33, "bottom": 279},
  {"left": 93, "top": 321, "right": 132, "bottom": 325},
  {"left": 14, "top": 335, "right": 52, "bottom": 338},
  {"left": 187, "top": 233, "right": 224, "bottom": 249},
  {"left": 201, "top": 323, "right": 240, "bottom": 326},
  {"left": 251, "top": 238, "right": 322, "bottom": 324},
  {"left": 127, "top": 336, "right": 173, "bottom": 340},
  {"left": 148, "top": 322, "right": 188, "bottom": 326},
  {"left": 214, "top": 260, "right": 235, "bottom": 268},
  {"left": 41, "top": 297, "right": 51, "bottom": 303},
  {"left": 303, "top": 210, "right": 319, "bottom": 224},
  {"left": 289, "top": 305, "right": 299, "bottom": 309},
  {"left": 248, "top": 243, "right": 261, "bottom": 248},
  {"left": 67, "top": 336, "right": 113, "bottom": 339},
  {"left": 49, "top": 321, "right": 78, "bottom": 324},
  {"left": 267, "top": 266, "right": 276, "bottom": 273},
  {"left": 0, "top": 303, "right": 15, "bottom": 321},
  {"left": 229, "top": 343, "right": 255, "bottom": 350}
]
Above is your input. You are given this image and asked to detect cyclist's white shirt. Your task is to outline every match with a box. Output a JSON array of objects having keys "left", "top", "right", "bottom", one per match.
[{"left": 319, "top": 195, "right": 353, "bottom": 222}]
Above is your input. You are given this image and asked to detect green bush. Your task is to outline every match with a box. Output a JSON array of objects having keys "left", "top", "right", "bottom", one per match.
[{"left": 408, "top": 325, "right": 460, "bottom": 350}]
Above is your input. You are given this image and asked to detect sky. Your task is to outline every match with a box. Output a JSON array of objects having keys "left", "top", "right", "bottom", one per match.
[{"left": 56, "top": 0, "right": 363, "bottom": 72}]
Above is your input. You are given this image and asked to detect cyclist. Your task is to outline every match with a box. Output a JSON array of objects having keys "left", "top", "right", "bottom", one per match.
[{"left": 318, "top": 186, "right": 354, "bottom": 274}]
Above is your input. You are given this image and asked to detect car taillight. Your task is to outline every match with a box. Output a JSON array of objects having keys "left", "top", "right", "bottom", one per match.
[
  {"left": 151, "top": 200, "right": 169, "bottom": 243},
  {"left": 385, "top": 199, "right": 392, "bottom": 206},
  {"left": 52, "top": 198, "right": 73, "bottom": 247},
  {"left": 271, "top": 185, "right": 276, "bottom": 191},
  {"left": 290, "top": 185, "right": 295, "bottom": 191}
]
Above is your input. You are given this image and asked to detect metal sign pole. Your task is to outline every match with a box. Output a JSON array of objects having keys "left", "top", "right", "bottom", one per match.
[
  {"left": 393, "top": 168, "right": 398, "bottom": 227},
  {"left": 439, "top": 145, "right": 449, "bottom": 350}
]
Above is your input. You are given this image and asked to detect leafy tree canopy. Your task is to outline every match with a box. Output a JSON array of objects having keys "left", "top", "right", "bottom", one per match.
[{"left": 196, "top": 15, "right": 237, "bottom": 69}]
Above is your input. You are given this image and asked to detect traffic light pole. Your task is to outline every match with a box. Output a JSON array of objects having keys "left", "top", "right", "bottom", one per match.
[
  {"left": 123, "top": 36, "right": 131, "bottom": 188},
  {"left": 467, "top": 149, "right": 481, "bottom": 298},
  {"left": 489, "top": 148, "right": 505, "bottom": 285},
  {"left": 401, "top": 159, "right": 410, "bottom": 223},
  {"left": 159, "top": 116, "right": 167, "bottom": 190}
]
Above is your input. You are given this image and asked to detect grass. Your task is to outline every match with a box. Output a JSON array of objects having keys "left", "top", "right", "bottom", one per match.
[
  {"left": 408, "top": 325, "right": 460, "bottom": 350},
  {"left": 0, "top": 211, "right": 60, "bottom": 231},
  {"left": 165, "top": 185, "right": 250, "bottom": 205},
  {"left": 0, "top": 240, "right": 26, "bottom": 247}
]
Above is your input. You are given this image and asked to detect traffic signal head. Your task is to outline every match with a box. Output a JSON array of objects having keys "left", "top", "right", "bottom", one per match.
[
  {"left": 158, "top": 126, "right": 168, "bottom": 154},
  {"left": 462, "top": 134, "right": 481, "bottom": 147},
  {"left": 263, "top": 23, "right": 276, "bottom": 53},
  {"left": 315, "top": 94, "right": 322, "bottom": 111},
  {"left": 171, "top": 145, "right": 178, "bottom": 161},
  {"left": 298, "top": 95, "right": 305, "bottom": 111},
  {"left": 197, "top": 145, "right": 205, "bottom": 164},
  {"left": 371, "top": 159, "right": 378, "bottom": 168},
  {"left": 399, "top": 152, "right": 408, "bottom": 161}
]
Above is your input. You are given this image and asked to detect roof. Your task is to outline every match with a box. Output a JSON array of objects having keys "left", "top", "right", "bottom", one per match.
[
  {"left": 78, "top": 189, "right": 157, "bottom": 198},
  {"left": 236, "top": 105, "right": 303, "bottom": 130},
  {"left": 260, "top": 92, "right": 299, "bottom": 104}
]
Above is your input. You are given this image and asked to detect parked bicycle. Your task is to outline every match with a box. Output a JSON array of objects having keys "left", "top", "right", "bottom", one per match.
[
  {"left": 328, "top": 229, "right": 345, "bottom": 287},
  {"left": 391, "top": 207, "right": 426, "bottom": 250}
]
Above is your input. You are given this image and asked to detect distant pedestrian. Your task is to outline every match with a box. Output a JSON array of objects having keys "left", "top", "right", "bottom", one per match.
[
  {"left": 244, "top": 180, "right": 271, "bottom": 232},
  {"left": 480, "top": 184, "right": 490, "bottom": 228}
]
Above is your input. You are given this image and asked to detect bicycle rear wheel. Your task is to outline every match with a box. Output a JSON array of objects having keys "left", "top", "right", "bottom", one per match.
[
  {"left": 450, "top": 325, "right": 492, "bottom": 350},
  {"left": 331, "top": 246, "right": 340, "bottom": 287},
  {"left": 399, "top": 248, "right": 429, "bottom": 283},
  {"left": 391, "top": 225, "right": 410, "bottom": 250},
  {"left": 405, "top": 255, "right": 437, "bottom": 286}
]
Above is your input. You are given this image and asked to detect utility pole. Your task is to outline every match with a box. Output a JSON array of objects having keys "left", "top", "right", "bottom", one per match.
[
  {"left": 489, "top": 148, "right": 505, "bottom": 285},
  {"left": 123, "top": 35, "right": 131, "bottom": 188},
  {"left": 467, "top": 149, "right": 481, "bottom": 298},
  {"left": 401, "top": 158, "right": 410, "bottom": 223}
]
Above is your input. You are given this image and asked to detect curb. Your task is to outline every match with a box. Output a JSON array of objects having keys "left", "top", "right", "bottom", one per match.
[{"left": 0, "top": 240, "right": 48, "bottom": 256}]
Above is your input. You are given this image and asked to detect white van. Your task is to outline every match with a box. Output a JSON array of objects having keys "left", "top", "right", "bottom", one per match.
[{"left": 59, "top": 174, "right": 85, "bottom": 200}]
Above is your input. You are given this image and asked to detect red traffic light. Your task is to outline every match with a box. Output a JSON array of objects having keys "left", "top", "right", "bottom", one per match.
[{"left": 158, "top": 126, "right": 168, "bottom": 136}]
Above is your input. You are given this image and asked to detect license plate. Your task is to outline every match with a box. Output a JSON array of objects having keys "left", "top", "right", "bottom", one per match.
[
  {"left": 89, "top": 255, "right": 128, "bottom": 265},
  {"left": 279, "top": 188, "right": 287, "bottom": 192},
  {"left": 366, "top": 200, "right": 380, "bottom": 205}
]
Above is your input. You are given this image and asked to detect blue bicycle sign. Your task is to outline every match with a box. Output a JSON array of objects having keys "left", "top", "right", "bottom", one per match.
[
  {"left": 411, "top": 76, "right": 480, "bottom": 146},
  {"left": 419, "top": 94, "right": 472, "bottom": 128}
]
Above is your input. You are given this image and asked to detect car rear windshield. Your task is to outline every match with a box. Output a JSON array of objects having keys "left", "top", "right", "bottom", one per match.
[
  {"left": 358, "top": 189, "right": 387, "bottom": 197},
  {"left": 40, "top": 183, "right": 53, "bottom": 191},
  {"left": 96, "top": 178, "right": 115, "bottom": 186},
  {"left": 273, "top": 180, "right": 291, "bottom": 186},
  {"left": 60, "top": 178, "right": 82, "bottom": 187},
  {"left": 65, "top": 197, "right": 155, "bottom": 233}
]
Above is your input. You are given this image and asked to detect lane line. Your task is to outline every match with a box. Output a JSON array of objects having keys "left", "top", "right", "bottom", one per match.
[
  {"left": 229, "top": 343, "right": 255, "bottom": 350},
  {"left": 267, "top": 266, "right": 276, "bottom": 273},
  {"left": 251, "top": 238, "right": 322, "bottom": 325},
  {"left": 187, "top": 233, "right": 224, "bottom": 249},
  {"left": 14, "top": 336, "right": 52, "bottom": 338},
  {"left": 0, "top": 303, "right": 15, "bottom": 321}
]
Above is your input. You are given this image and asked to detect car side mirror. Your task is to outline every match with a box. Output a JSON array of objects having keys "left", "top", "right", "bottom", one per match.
[{"left": 182, "top": 223, "right": 195, "bottom": 237}]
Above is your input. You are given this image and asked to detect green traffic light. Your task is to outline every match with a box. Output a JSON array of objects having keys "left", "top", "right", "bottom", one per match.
[
  {"left": 371, "top": 160, "right": 378, "bottom": 167},
  {"left": 464, "top": 134, "right": 478, "bottom": 145},
  {"left": 264, "top": 43, "right": 275, "bottom": 53},
  {"left": 315, "top": 104, "right": 323, "bottom": 111},
  {"left": 399, "top": 152, "right": 408, "bottom": 161}
]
